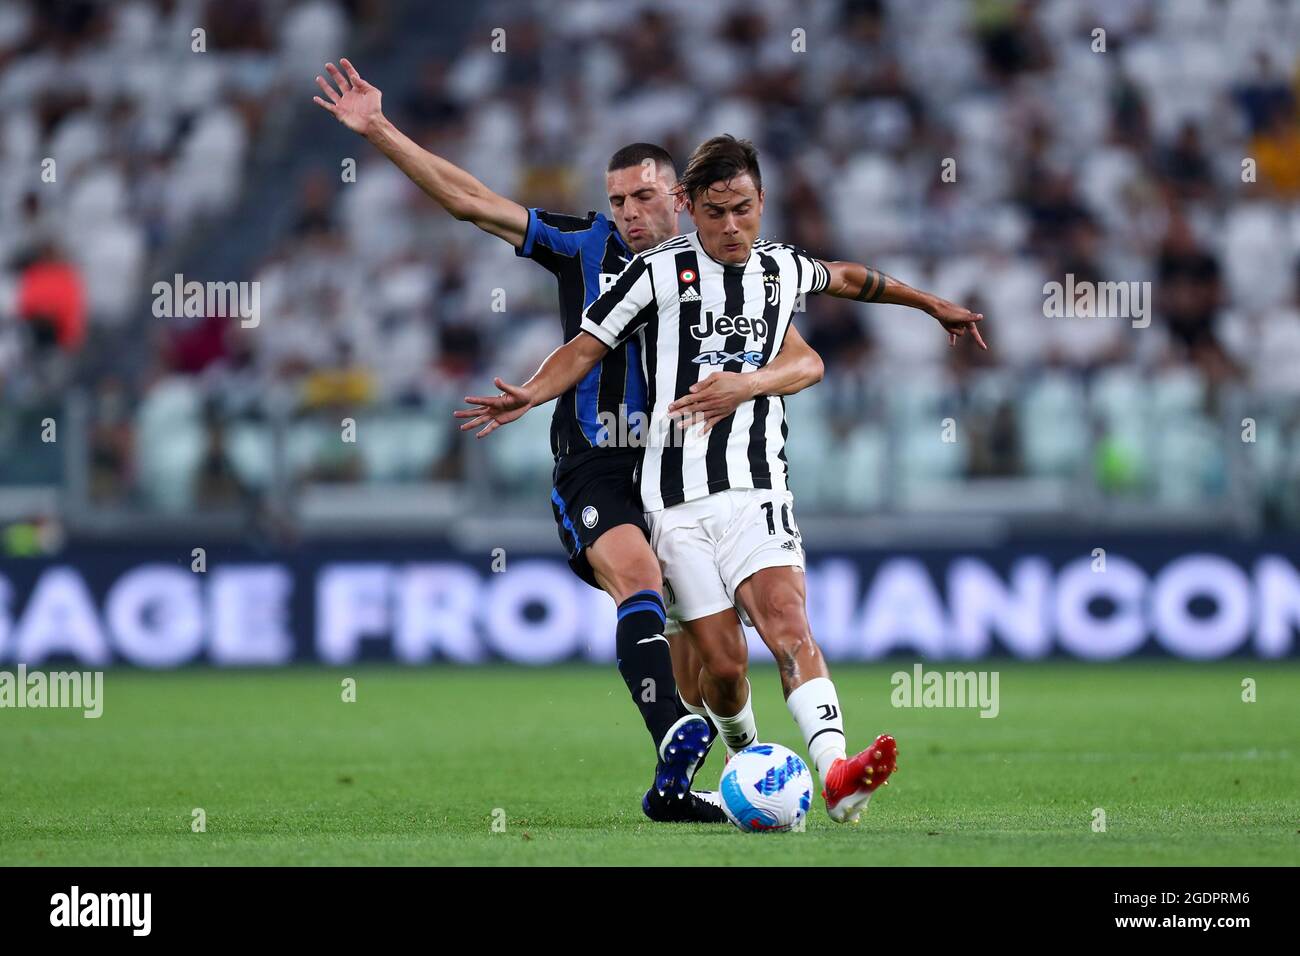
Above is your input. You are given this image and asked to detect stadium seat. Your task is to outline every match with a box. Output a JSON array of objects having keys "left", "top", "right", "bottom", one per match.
[
  {"left": 1019, "top": 373, "right": 1089, "bottom": 477},
  {"left": 1152, "top": 414, "right": 1226, "bottom": 504},
  {"left": 483, "top": 404, "right": 554, "bottom": 493},
  {"left": 134, "top": 378, "right": 205, "bottom": 512},
  {"left": 226, "top": 421, "right": 275, "bottom": 489},
  {"left": 1151, "top": 368, "right": 1208, "bottom": 418},
  {"left": 834, "top": 424, "right": 889, "bottom": 510}
]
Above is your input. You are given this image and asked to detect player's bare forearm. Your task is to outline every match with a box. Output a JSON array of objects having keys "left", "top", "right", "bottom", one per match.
[
  {"left": 456, "top": 332, "right": 610, "bottom": 438},
  {"left": 520, "top": 333, "right": 610, "bottom": 407},
  {"left": 365, "top": 116, "right": 527, "bottom": 245},
  {"left": 823, "top": 260, "right": 987, "bottom": 349},
  {"left": 666, "top": 326, "right": 821, "bottom": 432},
  {"left": 824, "top": 260, "right": 934, "bottom": 311},
  {"left": 747, "top": 323, "right": 823, "bottom": 397},
  {"left": 314, "top": 59, "right": 527, "bottom": 246}
]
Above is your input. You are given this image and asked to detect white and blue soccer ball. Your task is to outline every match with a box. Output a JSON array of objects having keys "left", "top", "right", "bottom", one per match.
[{"left": 719, "top": 743, "right": 813, "bottom": 832}]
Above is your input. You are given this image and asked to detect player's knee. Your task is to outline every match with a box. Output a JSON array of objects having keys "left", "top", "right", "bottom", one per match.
[
  {"left": 589, "top": 535, "right": 662, "bottom": 604},
  {"left": 613, "top": 558, "right": 664, "bottom": 605},
  {"left": 701, "top": 652, "right": 748, "bottom": 687},
  {"left": 695, "top": 633, "right": 748, "bottom": 686}
]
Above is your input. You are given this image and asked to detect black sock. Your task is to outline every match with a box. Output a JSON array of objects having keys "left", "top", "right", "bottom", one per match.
[{"left": 615, "top": 590, "right": 682, "bottom": 752}]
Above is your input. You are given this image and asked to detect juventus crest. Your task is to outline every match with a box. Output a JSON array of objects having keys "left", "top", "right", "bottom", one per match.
[{"left": 763, "top": 272, "right": 781, "bottom": 306}]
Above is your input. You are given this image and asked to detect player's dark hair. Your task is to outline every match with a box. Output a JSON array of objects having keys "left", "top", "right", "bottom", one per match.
[
  {"left": 606, "top": 142, "right": 677, "bottom": 177},
  {"left": 675, "top": 135, "right": 761, "bottom": 201}
]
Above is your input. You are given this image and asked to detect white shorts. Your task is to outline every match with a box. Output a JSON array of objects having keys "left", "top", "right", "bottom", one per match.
[{"left": 646, "top": 488, "right": 805, "bottom": 624}]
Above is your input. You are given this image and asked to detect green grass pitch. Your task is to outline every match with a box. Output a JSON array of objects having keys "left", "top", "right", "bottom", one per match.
[{"left": 2, "top": 662, "right": 1296, "bottom": 866}]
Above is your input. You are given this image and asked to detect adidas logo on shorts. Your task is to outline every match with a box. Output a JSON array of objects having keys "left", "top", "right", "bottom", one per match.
[{"left": 781, "top": 539, "right": 799, "bottom": 552}]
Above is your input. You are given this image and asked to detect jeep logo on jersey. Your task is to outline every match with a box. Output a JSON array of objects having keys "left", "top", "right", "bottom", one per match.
[{"left": 688, "top": 311, "right": 770, "bottom": 342}]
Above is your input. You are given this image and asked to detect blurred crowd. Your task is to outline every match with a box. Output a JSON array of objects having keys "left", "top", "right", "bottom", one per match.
[
  {"left": 0, "top": 0, "right": 362, "bottom": 504},
  {"left": 3, "top": 0, "right": 1300, "bottom": 523}
]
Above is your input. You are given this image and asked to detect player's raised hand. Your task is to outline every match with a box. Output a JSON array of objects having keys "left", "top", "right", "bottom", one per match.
[
  {"left": 667, "top": 371, "right": 753, "bottom": 434},
  {"left": 929, "top": 299, "right": 988, "bottom": 350},
  {"left": 454, "top": 378, "right": 535, "bottom": 438},
  {"left": 313, "top": 58, "right": 383, "bottom": 137}
]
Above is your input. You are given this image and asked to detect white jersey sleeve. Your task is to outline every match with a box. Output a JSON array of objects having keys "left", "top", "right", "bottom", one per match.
[
  {"left": 579, "top": 255, "right": 655, "bottom": 349},
  {"left": 792, "top": 248, "right": 830, "bottom": 296}
]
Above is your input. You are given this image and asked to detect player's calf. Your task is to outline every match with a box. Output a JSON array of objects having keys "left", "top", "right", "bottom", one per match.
[
  {"left": 738, "top": 566, "right": 865, "bottom": 807},
  {"left": 588, "top": 526, "right": 687, "bottom": 749},
  {"left": 683, "top": 608, "right": 759, "bottom": 756},
  {"left": 739, "top": 567, "right": 828, "bottom": 696}
]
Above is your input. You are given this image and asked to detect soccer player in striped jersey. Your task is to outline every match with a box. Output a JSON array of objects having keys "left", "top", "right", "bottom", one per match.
[
  {"left": 315, "top": 61, "right": 827, "bottom": 822},
  {"left": 461, "top": 135, "right": 987, "bottom": 823}
]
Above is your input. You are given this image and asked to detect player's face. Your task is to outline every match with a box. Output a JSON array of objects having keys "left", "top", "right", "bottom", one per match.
[
  {"left": 606, "top": 162, "right": 681, "bottom": 253},
  {"left": 687, "top": 173, "right": 764, "bottom": 265}
]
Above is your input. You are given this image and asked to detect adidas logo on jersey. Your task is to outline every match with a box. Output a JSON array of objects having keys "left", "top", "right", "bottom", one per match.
[{"left": 678, "top": 286, "right": 701, "bottom": 303}]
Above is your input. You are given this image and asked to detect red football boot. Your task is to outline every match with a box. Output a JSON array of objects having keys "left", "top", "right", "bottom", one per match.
[{"left": 822, "top": 734, "right": 898, "bottom": 823}]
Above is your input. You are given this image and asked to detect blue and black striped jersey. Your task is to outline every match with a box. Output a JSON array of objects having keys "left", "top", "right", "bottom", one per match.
[{"left": 516, "top": 208, "right": 647, "bottom": 459}]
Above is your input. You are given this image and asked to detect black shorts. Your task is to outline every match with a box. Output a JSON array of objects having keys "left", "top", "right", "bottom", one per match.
[{"left": 550, "top": 448, "right": 649, "bottom": 589}]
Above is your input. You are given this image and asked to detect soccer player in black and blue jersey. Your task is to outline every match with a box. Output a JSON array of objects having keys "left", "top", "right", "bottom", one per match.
[{"left": 315, "top": 59, "right": 825, "bottom": 822}]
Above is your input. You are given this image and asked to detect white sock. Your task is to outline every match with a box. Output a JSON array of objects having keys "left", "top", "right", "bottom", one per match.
[
  {"left": 679, "top": 694, "right": 708, "bottom": 718},
  {"left": 703, "top": 679, "right": 758, "bottom": 756},
  {"left": 787, "top": 677, "right": 846, "bottom": 782}
]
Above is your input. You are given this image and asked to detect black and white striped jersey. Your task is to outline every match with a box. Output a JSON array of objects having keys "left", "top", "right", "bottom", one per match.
[{"left": 579, "top": 231, "right": 830, "bottom": 512}]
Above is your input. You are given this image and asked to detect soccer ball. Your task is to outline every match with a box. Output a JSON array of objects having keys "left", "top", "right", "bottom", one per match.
[{"left": 719, "top": 743, "right": 813, "bottom": 832}]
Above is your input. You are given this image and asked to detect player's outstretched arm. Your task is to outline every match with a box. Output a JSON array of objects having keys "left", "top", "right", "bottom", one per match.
[
  {"left": 458, "top": 250, "right": 650, "bottom": 435},
  {"left": 823, "top": 261, "right": 987, "bottom": 350},
  {"left": 455, "top": 333, "right": 609, "bottom": 438},
  {"left": 313, "top": 58, "right": 528, "bottom": 247},
  {"left": 667, "top": 323, "right": 824, "bottom": 433}
]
